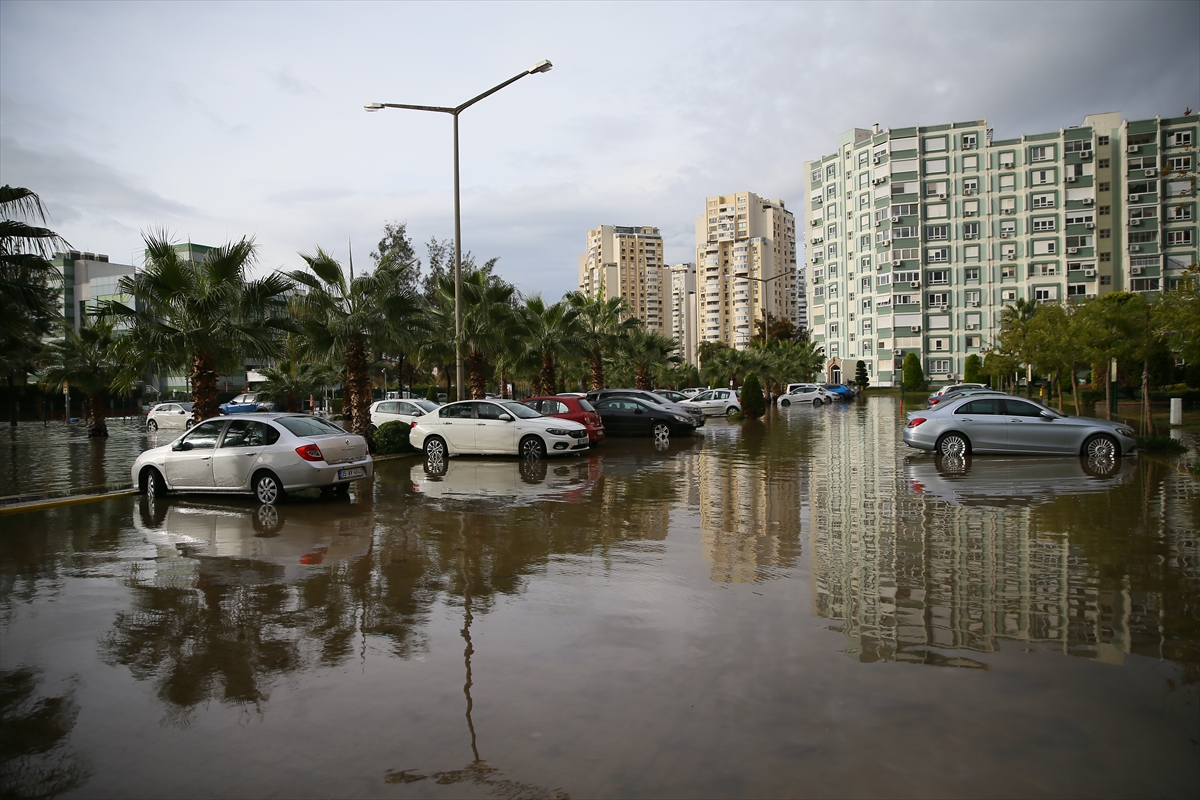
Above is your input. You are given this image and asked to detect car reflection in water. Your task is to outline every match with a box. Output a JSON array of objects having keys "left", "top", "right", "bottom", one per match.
[
  {"left": 412, "top": 455, "right": 599, "bottom": 506},
  {"left": 905, "top": 453, "right": 1136, "bottom": 507}
]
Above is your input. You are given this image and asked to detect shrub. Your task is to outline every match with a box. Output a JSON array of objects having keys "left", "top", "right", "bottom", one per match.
[
  {"left": 1136, "top": 435, "right": 1186, "bottom": 452},
  {"left": 854, "top": 360, "right": 870, "bottom": 390},
  {"left": 740, "top": 373, "right": 765, "bottom": 419},
  {"left": 373, "top": 420, "right": 412, "bottom": 455},
  {"left": 1080, "top": 388, "right": 1106, "bottom": 405},
  {"left": 902, "top": 352, "right": 924, "bottom": 391},
  {"left": 426, "top": 385, "right": 439, "bottom": 404},
  {"left": 963, "top": 354, "right": 983, "bottom": 384}
]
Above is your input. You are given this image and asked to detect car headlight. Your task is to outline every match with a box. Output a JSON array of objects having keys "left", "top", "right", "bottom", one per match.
[
  {"left": 546, "top": 428, "right": 570, "bottom": 436},
  {"left": 1116, "top": 426, "right": 1135, "bottom": 438},
  {"left": 672, "top": 414, "right": 691, "bottom": 423}
]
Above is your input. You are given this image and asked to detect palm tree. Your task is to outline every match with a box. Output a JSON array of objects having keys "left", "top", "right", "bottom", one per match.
[
  {"left": 566, "top": 288, "right": 637, "bottom": 390},
  {"left": 107, "top": 231, "right": 293, "bottom": 423},
  {"left": 38, "top": 317, "right": 120, "bottom": 437},
  {"left": 285, "top": 247, "right": 417, "bottom": 438},
  {"left": 770, "top": 338, "right": 825, "bottom": 384},
  {"left": 434, "top": 268, "right": 517, "bottom": 399},
  {"left": 257, "top": 338, "right": 338, "bottom": 413},
  {"left": 616, "top": 328, "right": 680, "bottom": 390},
  {"left": 519, "top": 294, "right": 579, "bottom": 396}
]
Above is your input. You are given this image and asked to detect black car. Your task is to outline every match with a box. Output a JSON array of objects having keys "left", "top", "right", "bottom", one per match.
[
  {"left": 592, "top": 397, "right": 696, "bottom": 438},
  {"left": 585, "top": 389, "right": 705, "bottom": 427}
]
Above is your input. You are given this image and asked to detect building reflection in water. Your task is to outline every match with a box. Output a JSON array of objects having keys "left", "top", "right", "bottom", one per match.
[{"left": 809, "top": 398, "right": 1200, "bottom": 671}]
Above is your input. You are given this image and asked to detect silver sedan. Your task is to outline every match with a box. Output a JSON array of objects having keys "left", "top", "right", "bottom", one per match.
[
  {"left": 903, "top": 395, "right": 1137, "bottom": 458},
  {"left": 131, "top": 413, "right": 373, "bottom": 504}
]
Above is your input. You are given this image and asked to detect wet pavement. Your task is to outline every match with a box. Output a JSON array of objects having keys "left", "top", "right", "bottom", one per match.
[{"left": 1, "top": 398, "right": 1197, "bottom": 798}]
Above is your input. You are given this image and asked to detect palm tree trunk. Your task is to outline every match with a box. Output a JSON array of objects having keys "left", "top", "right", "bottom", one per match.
[
  {"left": 1070, "top": 364, "right": 1081, "bottom": 416},
  {"left": 635, "top": 365, "right": 651, "bottom": 391},
  {"left": 191, "top": 351, "right": 219, "bottom": 422},
  {"left": 1141, "top": 357, "right": 1152, "bottom": 436},
  {"left": 87, "top": 391, "right": 108, "bottom": 437},
  {"left": 467, "top": 351, "right": 487, "bottom": 399},
  {"left": 589, "top": 351, "right": 604, "bottom": 391},
  {"left": 540, "top": 353, "right": 556, "bottom": 399},
  {"left": 1053, "top": 369, "right": 1062, "bottom": 411},
  {"left": 287, "top": 390, "right": 298, "bottom": 414},
  {"left": 345, "top": 333, "right": 372, "bottom": 438}
]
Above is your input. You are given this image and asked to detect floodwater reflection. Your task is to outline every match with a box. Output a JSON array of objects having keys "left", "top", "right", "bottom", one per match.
[{"left": 0, "top": 402, "right": 1196, "bottom": 797}]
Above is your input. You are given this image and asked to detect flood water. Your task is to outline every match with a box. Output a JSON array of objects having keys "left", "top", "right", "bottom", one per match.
[{"left": 1, "top": 398, "right": 1197, "bottom": 799}]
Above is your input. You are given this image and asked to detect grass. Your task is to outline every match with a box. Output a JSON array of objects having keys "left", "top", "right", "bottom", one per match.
[{"left": 1136, "top": 435, "right": 1188, "bottom": 453}]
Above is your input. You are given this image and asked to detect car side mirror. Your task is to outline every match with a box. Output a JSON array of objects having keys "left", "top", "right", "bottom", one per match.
[
  {"left": 498, "top": 413, "right": 513, "bottom": 422},
  {"left": 173, "top": 441, "right": 193, "bottom": 451},
  {"left": 634, "top": 407, "right": 643, "bottom": 414},
  {"left": 1040, "top": 410, "right": 1056, "bottom": 420},
  {"left": 411, "top": 410, "right": 423, "bottom": 417}
]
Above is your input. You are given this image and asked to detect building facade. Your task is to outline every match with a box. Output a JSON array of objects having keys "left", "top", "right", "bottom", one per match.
[
  {"left": 694, "top": 192, "right": 801, "bottom": 351},
  {"left": 50, "top": 250, "right": 137, "bottom": 331},
  {"left": 669, "top": 263, "right": 698, "bottom": 366},
  {"left": 577, "top": 225, "right": 668, "bottom": 334},
  {"left": 803, "top": 112, "right": 1199, "bottom": 387}
]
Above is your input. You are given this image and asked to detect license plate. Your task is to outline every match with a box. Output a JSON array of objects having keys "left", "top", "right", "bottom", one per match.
[{"left": 337, "top": 467, "right": 365, "bottom": 480}]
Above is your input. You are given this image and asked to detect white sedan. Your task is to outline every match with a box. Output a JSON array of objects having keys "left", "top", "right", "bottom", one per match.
[
  {"left": 684, "top": 388, "right": 742, "bottom": 416},
  {"left": 369, "top": 398, "right": 439, "bottom": 432},
  {"left": 777, "top": 384, "right": 828, "bottom": 407},
  {"left": 146, "top": 402, "right": 196, "bottom": 431},
  {"left": 410, "top": 400, "right": 590, "bottom": 459},
  {"left": 132, "top": 413, "right": 373, "bottom": 504}
]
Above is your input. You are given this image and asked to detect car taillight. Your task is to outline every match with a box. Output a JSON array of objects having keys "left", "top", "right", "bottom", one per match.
[
  {"left": 906, "top": 417, "right": 927, "bottom": 428},
  {"left": 929, "top": 398, "right": 940, "bottom": 405},
  {"left": 295, "top": 443, "right": 324, "bottom": 461},
  {"left": 411, "top": 420, "right": 418, "bottom": 428}
]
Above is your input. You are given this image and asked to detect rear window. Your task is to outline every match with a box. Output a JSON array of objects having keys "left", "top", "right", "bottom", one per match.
[
  {"left": 276, "top": 416, "right": 346, "bottom": 437},
  {"left": 502, "top": 401, "right": 542, "bottom": 419},
  {"left": 577, "top": 399, "right": 596, "bottom": 412}
]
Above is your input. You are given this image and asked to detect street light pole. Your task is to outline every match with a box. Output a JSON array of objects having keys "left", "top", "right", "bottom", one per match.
[{"left": 366, "top": 60, "right": 552, "bottom": 400}]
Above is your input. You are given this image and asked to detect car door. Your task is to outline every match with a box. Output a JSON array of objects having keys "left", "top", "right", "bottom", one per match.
[
  {"left": 689, "top": 391, "right": 712, "bottom": 415},
  {"left": 951, "top": 398, "right": 1007, "bottom": 452},
  {"left": 164, "top": 420, "right": 225, "bottom": 488},
  {"left": 437, "top": 403, "right": 477, "bottom": 453},
  {"left": 473, "top": 401, "right": 516, "bottom": 453},
  {"left": 594, "top": 399, "right": 628, "bottom": 434},
  {"left": 212, "top": 420, "right": 278, "bottom": 488},
  {"left": 1002, "top": 398, "right": 1060, "bottom": 453}
]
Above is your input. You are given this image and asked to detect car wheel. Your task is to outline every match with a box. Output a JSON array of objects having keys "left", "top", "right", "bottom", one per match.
[
  {"left": 780, "top": 399, "right": 791, "bottom": 407},
  {"left": 519, "top": 435, "right": 545, "bottom": 459},
  {"left": 369, "top": 424, "right": 378, "bottom": 436},
  {"left": 185, "top": 418, "right": 195, "bottom": 429},
  {"left": 424, "top": 436, "right": 447, "bottom": 460},
  {"left": 146, "top": 419, "right": 158, "bottom": 432},
  {"left": 1082, "top": 433, "right": 1118, "bottom": 461},
  {"left": 813, "top": 398, "right": 822, "bottom": 407},
  {"left": 823, "top": 397, "right": 833, "bottom": 405},
  {"left": 726, "top": 406, "right": 739, "bottom": 416},
  {"left": 652, "top": 422, "right": 670, "bottom": 443},
  {"left": 140, "top": 466, "right": 167, "bottom": 498},
  {"left": 935, "top": 432, "right": 970, "bottom": 457},
  {"left": 252, "top": 470, "right": 285, "bottom": 505}
]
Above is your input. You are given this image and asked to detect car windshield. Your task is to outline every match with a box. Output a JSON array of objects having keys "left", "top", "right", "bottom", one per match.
[
  {"left": 276, "top": 416, "right": 346, "bottom": 437},
  {"left": 413, "top": 400, "right": 438, "bottom": 413},
  {"left": 502, "top": 401, "right": 542, "bottom": 419},
  {"left": 179, "top": 403, "right": 194, "bottom": 411},
  {"left": 577, "top": 398, "right": 596, "bottom": 412}
]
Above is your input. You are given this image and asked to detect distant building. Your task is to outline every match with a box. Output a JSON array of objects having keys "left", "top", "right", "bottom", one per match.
[
  {"left": 49, "top": 250, "right": 136, "bottom": 331},
  {"left": 804, "top": 111, "right": 1198, "bottom": 387},
  {"left": 669, "top": 263, "right": 698, "bottom": 366},
  {"left": 577, "top": 225, "right": 668, "bottom": 334},
  {"left": 694, "top": 192, "right": 800, "bottom": 351}
]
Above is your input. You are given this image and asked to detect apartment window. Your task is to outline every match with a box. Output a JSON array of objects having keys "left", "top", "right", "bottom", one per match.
[
  {"left": 962, "top": 133, "right": 977, "bottom": 149},
  {"left": 964, "top": 267, "right": 981, "bottom": 281},
  {"left": 929, "top": 359, "right": 950, "bottom": 374},
  {"left": 1032, "top": 193, "right": 1055, "bottom": 208},
  {"left": 814, "top": 286, "right": 825, "bottom": 298},
  {"left": 895, "top": 271, "right": 920, "bottom": 283},
  {"left": 892, "top": 226, "right": 917, "bottom": 239},
  {"left": 1129, "top": 231, "right": 1158, "bottom": 243},
  {"left": 827, "top": 185, "right": 837, "bottom": 199},
  {"left": 1031, "top": 263, "right": 1057, "bottom": 276},
  {"left": 964, "top": 245, "right": 981, "bottom": 261},
  {"left": 925, "top": 225, "right": 948, "bottom": 240},
  {"left": 863, "top": 341, "right": 873, "bottom": 355},
  {"left": 1131, "top": 278, "right": 1161, "bottom": 292},
  {"left": 1033, "top": 240, "right": 1057, "bottom": 254},
  {"left": 1064, "top": 139, "right": 1092, "bottom": 153},
  {"left": 1100, "top": 253, "right": 1112, "bottom": 263},
  {"left": 925, "top": 158, "right": 948, "bottom": 174},
  {"left": 856, "top": 234, "right": 868, "bottom": 249},
  {"left": 828, "top": 321, "right": 839, "bottom": 337},
  {"left": 926, "top": 248, "right": 948, "bottom": 262},
  {"left": 924, "top": 136, "right": 948, "bottom": 152},
  {"left": 1097, "top": 136, "right": 1110, "bottom": 146},
  {"left": 963, "top": 222, "right": 980, "bottom": 238},
  {"left": 859, "top": 194, "right": 870, "bottom": 208},
  {"left": 1031, "top": 146, "right": 1052, "bottom": 162},
  {"left": 829, "top": 263, "right": 839, "bottom": 277},
  {"left": 829, "top": 343, "right": 840, "bottom": 358},
  {"left": 1000, "top": 221, "right": 1016, "bottom": 235},
  {"left": 1128, "top": 156, "right": 1157, "bottom": 170},
  {"left": 860, "top": 255, "right": 873, "bottom": 270},
  {"left": 1001, "top": 289, "right": 1017, "bottom": 301},
  {"left": 892, "top": 248, "right": 920, "bottom": 260},
  {"left": 858, "top": 151, "right": 869, "bottom": 168},
  {"left": 1167, "top": 230, "right": 1193, "bottom": 245},
  {"left": 826, "top": 165, "right": 836, "bottom": 180},
  {"left": 928, "top": 292, "right": 948, "bottom": 306},
  {"left": 828, "top": 283, "right": 839, "bottom": 298},
  {"left": 926, "top": 181, "right": 948, "bottom": 196},
  {"left": 827, "top": 244, "right": 838, "bottom": 258},
  {"left": 877, "top": 273, "right": 892, "bottom": 286},
  {"left": 892, "top": 203, "right": 917, "bottom": 217},
  {"left": 1066, "top": 211, "right": 1094, "bottom": 225},
  {"left": 1167, "top": 131, "right": 1192, "bottom": 147},
  {"left": 927, "top": 270, "right": 949, "bottom": 284},
  {"left": 1033, "top": 218, "right": 1056, "bottom": 232},
  {"left": 965, "top": 289, "right": 981, "bottom": 304},
  {"left": 1099, "top": 205, "right": 1111, "bottom": 216},
  {"left": 1000, "top": 174, "right": 1016, "bottom": 190},
  {"left": 1067, "top": 284, "right": 1088, "bottom": 297},
  {"left": 999, "top": 151, "right": 1016, "bottom": 167},
  {"left": 1033, "top": 170, "right": 1053, "bottom": 185},
  {"left": 1099, "top": 228, "right": 1111, "bottom": 239},
  {"left": 960, "top": 178, "right": 979, "bottom": 194},
  {"left": 862, "top": 298, "right": 872, "bottom": 314},
  {"left": 1098, "top": 182, "right": 1110, "bottom": 192},
  {"left": 1001, "top": 265, "right": 1017, "bottom": 278},
  {"left": 963, "top": 156, "right": 979, "bottom": 171},
  {"left": 895, "top": 294, "right": 916, "bottom": 305},
  {"left": 827, "top": 203, "right": 838, "bottom": 216},
  {"left": 1098, "top": 158, "right": 1111, "bottom": 169},
  {"left": 1167, "top": 205, "right": 1193, "bottom": 221},
  {"left": 1167, "top": 156, "right": 1192, "bottom": 172},
  {"left": 966, "top": 335, "right": 982, "bottom": 348}
]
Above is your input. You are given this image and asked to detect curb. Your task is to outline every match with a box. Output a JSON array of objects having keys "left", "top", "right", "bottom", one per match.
[{"left": 0, "top": 488, "right": 138, "bottom": 516}]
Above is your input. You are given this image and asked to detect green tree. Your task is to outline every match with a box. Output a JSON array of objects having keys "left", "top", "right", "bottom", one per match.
[
  {"left": 38, "top": 317, "right": 120, "bottom": 437},
  {"left": 902, "top": 352, "right": 924, "bottom": 391},
  {"left": 1026, "top": 303, "right": 1086, "bottom": 414},
  {"left": 431, "top": 267, "right": 517, "bottom": 399},
  {"left": 566, "top": 288, "right": 637, "bottom": 390},
  {"left": 285, "top": 246, "right": 417, "bottom": 437},
  {"left": 257, "top": 338, "right": 337, "bottom": 414},
  {"left": 369, "top": 221, "right": 419, "bottom": 295},
  {"left": 995, "top": 297, "right": 1039, "bottom": 396},
  {"left": 1077, "top": 291, "right": 1162, "bottom": 433},
  {"left": 616, "top": 327, "right": 680, "bottom": 390},
  {"left": 740, "top": 372, "right": 765, "bottom": 419},
  {"left": 519, "top": 294, "right": 579, "bottom": 396},
  {"left": 107, "top": 232, "right": 293, "bottom": 423},
  {"left": 853, "top": 360, "right": 870, "bottom": 390},
  {"left": 963, "top": 353, "right": 983, "bottom": 384}
]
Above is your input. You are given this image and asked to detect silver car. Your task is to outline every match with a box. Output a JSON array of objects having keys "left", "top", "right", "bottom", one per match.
[
  {"left": 903, "top": 395, "right": 1137, "bottom": 458},
  {"left": 777, "top": 384, "right": 828, "bottom": 407},
  {"left": 131, "top": 413, "right": 373, "bottom": 504}
]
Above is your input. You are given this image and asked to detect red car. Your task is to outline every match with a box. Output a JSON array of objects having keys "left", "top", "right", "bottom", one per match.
[{"left": 523, "top": 395, "right": 605, "bottom": 443}]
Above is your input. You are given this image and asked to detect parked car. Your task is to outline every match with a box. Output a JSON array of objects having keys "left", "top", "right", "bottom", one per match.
[
  {"left": 679, "top": 387, "right": 708, "bottom": 398},
  {"left": 369, "top": 398, "right": 440, "bottom": 433},
  {"left": 585, "top": 389, "right": 705, "bottom": 427},
  {"left": 591, "top": 396, "right": 696, "bottom": 439},
  {"left": 926, "top": 388, "right": 1007, "bottom": 408},
  {"left": 823, "top": 384, "right": 857, "bottom": 401},
  {"left": 410, "top": 400, "right": 590, "bottom": 459},
  {"left": 132, "top": 413, "right": 373, "bottom": 504},
  {"left": 684, "top": 388, "right": 741, "bottom": 416},
  {"left": 146, "top": 402, "right": 196, "bottom": 431},
  {"left": 653, "top": 389, "right": 691, "bottom": 403},
  {"left": 220, "top": 392, "right": 273, "bottom": 414},
  {"left": 903, "top": 395, "right": 1138, "bottom": 458},
  {"left": 523, "top": 395, "right": 606, "bottom": 443},
  {"left": 776, "top": 384, "right": 828, "bottom": 407},
  {"left": 928, "top": 383, "right": 988, "bottom": 403}
]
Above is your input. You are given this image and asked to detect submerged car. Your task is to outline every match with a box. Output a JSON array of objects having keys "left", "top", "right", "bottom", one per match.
[
  {"left": 903, "top": 395, "right": 1137, "bottom": 458},
  {"left": 823, "top": 384, "right": 857, "bottom": 401},
  {"left": 592, "top": 396, "right": 696, "bottom": 439},
  {"left": 220, "top": 392, "right": 273, "bottom": 414},
  {"left": 777, "top": 384, "right": 828, "bottom": 407},
  {"left": 927, "top": 383, "right": 988, "bottom": 404},
  {"left": 410, "top": 399, "right": 590, "bottom": 459},
  {"left": 146, "top": 402, "right": 196, "bottom": 431},
  {"left": 132, "top": 413, "right": 373, "bottom": 504},
  {"left": 369, "top": 398, "right": 440, "bottom": 433},
  {"left": 523, "top": 395, "right": 606, "bottom": 443},
  {"left": 683, "top": 388, "right": 742, "bottom": 416},
  {"left": 585, "top": 389, "right": 705, "bottom": 427}
]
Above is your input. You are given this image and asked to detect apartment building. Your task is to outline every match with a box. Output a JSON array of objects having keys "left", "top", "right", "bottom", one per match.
[
  {"left": 803, "top": 112, "right": 1199, "bottom": 387},
  {"left": 669, "top": 263, "right": 698, "bottom": 366},
  {"left": 49, "top": 250, "right": 137, "bottom": 331},
  {"left": 694, "top": 192, "right": 801, "bottom": 351},
  {"left": 577, "top": 225, "right": 667, "bottom": 334}
]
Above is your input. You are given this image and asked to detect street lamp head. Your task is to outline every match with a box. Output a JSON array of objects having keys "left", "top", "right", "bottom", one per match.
[
  {"left": 527, "top": 59, "right": 553, "bottom": 74},
  {"left": 364, "top": 102, "right": 384, "bottom": 112}
]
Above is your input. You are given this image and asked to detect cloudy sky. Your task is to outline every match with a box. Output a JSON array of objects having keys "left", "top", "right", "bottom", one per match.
[{"left": 2, "top": 0, "right": 1197, "bottom": 299}]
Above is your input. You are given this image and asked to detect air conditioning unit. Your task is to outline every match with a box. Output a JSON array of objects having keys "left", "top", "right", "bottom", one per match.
[
  {"left": 1084, "top": 268, "right": 1097, "bottom": 277},
  {"left": 892, "top": 258, "right": 903, "bottom": 266},
  {"left": 1068, "top": 247, "right": 1079, "bottom": 254},
  {"left": 910, "top": 325, "right": 922, "bottom": 333},
  {"left": 1001, "top": 160, "right": 1014, "bottom": 168},
  {"left": 873, "top": 177, "right": 886, "bottom": 185},
  {"left": 1000, "top": 232, "right": 1011, "bottom": 239},
  {"left": 1128, "top": 145, "right": 1139, "bottom": 153},
  {"left": 1085, "top": 222, "right": 1095, "bottom": 229},
  {"left": 1131, "top": 266, "right": 1143, "bottom": 274},
  {"left": 877, "top": 263, "right": 885, "bottom": 270},
  {"left": 910, "top": 281, "right": 920, "bottom": 288},
  {"left": 1002, "top": 208, "right": 1014, "bottom": 215},
  {"left": 939, "top": 305, "right": 949, "bottom": 312},
  {"left": 1129, "top": 218, "right": 1141, "bottom": 226},
  {"left": 964, "top": 210, "right": 975, "bottom": 217},
  {"left": 964, "top": 233, "right": 977, "bottom": 239},
  {"left": 964, "top": 189, "right": 973, "bottom": 196},
  {"left": 1129, "top": 245, "right": 1141, "bottom": 252},
  {"left": 969, "top": 301, "right": 980, "bottom": 307},
  {"left": 875, "top": 220, "right": 882, "bottom": 227},
  {"left": 1129, "top": 194, "right": 1140, "bottom": 202},
  {"left": 873, "top": 156, "right": 881, "bottom": 164},
  {"left": 1081, "top": 150, "right": 1092, "bottom": 158},
  {"left": 938, "top": 193, "right": 947, "bottom": 200},
  {"left": 1145, "top": 168, "right": 1157, "bottom": 177},
  {"left": 891, "top": 215, "right": 901, "bottom": 223},
  {"left": 966, "top": 323, "right": 978, "bottom": 330}
]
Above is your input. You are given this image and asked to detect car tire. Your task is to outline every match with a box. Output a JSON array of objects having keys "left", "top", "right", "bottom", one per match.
[
  {"left": 726, "top": 406, "right": 739, "bottom": 416},
  {"left": 813, "top": 398, "right": 822, "bottom": 407},
  {"left": 935, "top": 432, "right": 971, "bottom": 457},
  {"left": 424, "top": 436, "right": 448, "bottom": 460},
  {"left": 780, "top": 399, "right": 791, "bottom": 407},
  {"left": 652, "top": 422, "right": 670, "bottom": 442},
  {"left": 252, "top": 470, "right": 285, "bottom": 505},
  {"left": 146, "top": 419, "right": 158, "bottom": 432},
  {"left": 1082, "top": 433, "right": 1119, "bottom": 461},
  {"left": 823, "top": 397, "right": 833, "bottom": 405},
  {"left": 185, "top": 418, "right": 195, "bottom": 429},
  {"left": 519, "top": 435, "right": 545, "bottom": 459},
  {"left": 140, "top": 466, "right": 167, "bottom": 498},
  {"left": 369, "top": 424, "right": 378, "bottom": 436}
]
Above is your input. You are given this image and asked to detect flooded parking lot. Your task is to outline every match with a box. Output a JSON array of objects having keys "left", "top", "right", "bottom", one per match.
[{"left": 1, "top": 397, "right": 1197, "bottom": 798}]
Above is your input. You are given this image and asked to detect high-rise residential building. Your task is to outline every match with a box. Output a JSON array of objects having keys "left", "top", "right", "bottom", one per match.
[
  {"left": 669, "top": 263, "right": 698, "bottom": 366},
  {"left": 577, "top": 225, "right": 667, "bottom": 334},
  {"left": 49, "top": 250, "right": 137, "bottom": 331},
  {"left": 694, "top": 192, "right": 800, "bottom": 351},
  {"left": 803, "top": 112, "right": 1198, "bottom": 387}
]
